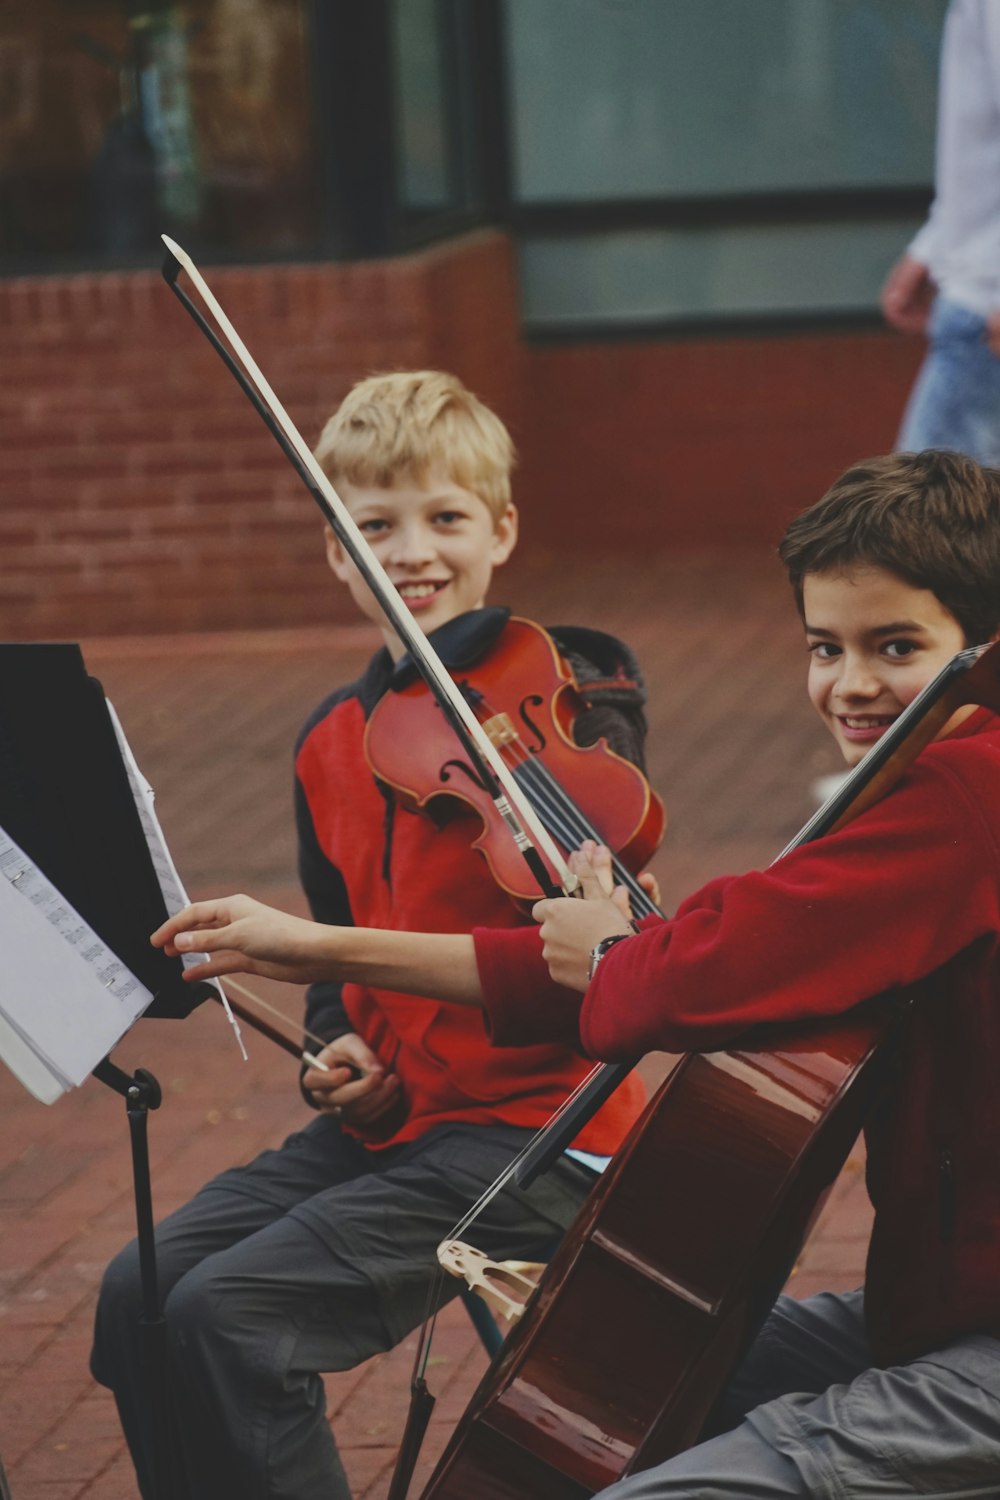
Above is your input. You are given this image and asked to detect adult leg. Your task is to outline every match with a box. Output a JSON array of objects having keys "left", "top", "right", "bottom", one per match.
[
  {"left": 159, "top": 1122, "right": 592, "bottom": 1500},
  {"left": 898, "top": 297, "right": 1000, "bottom": 466},
  {"left": 91, "top": 1116, "right": 373, "bottom": 1499},
  {"left": 597, "top": 1291, "right": 1000, "bottom": 1499}
]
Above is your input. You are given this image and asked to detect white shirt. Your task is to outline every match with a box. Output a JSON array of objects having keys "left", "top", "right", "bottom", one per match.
[{"left": 909, "top": 0, "right": 1000, "bottom": 315}]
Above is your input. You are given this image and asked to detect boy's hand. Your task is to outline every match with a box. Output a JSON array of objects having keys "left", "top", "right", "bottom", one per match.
[
  {"left": 303, "top": 1032, "right": 401, "bottom": 1127},
  {"left": 533, "top": 842, "right": 636, "bottom": 992},
  {"left": 151, "top": 895, "right": 339, "bottom": 984}
]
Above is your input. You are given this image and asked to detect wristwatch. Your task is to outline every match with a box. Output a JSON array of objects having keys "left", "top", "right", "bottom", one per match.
[{"left": 587, "top": 931, "right": 634, "bottom": 982}]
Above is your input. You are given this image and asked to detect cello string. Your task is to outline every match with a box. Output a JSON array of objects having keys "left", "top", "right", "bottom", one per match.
[{"left": 441, "top": 1059, "right": 609, "bottom": 1246}]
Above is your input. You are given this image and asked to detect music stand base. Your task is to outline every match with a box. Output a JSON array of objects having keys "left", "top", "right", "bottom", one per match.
[{"left": 92, "top": 1058, "right": 180, "bottom": 1500}]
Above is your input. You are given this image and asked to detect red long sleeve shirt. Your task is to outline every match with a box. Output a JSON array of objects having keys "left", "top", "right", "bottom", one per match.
[{"left": 474, "top": 710, "right": 1000, "bottom": 1363}]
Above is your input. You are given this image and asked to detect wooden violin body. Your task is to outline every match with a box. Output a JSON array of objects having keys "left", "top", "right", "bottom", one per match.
[
  {"left": 365, "top": 616, "right": 665, "bottom": 904},
  {"left": 420, "top": 1006, "right": 891, "bottom": 1498}
]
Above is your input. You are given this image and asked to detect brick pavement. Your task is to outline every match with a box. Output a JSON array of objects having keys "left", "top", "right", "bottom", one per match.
[{"left": 0, "top": 551, "right": 872, "bottom": 1499}]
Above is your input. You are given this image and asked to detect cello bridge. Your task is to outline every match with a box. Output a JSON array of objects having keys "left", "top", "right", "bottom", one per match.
[{"left": 437, "top": 1239, "right": 544, "bottom": 1324}]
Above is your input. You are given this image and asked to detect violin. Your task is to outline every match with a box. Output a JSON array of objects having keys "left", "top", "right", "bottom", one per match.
[{"left": 364, "top": 614, "right": 666, "bottom": 909}]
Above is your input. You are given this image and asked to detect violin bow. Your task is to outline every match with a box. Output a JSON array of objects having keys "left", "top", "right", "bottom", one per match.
[{"left": 159, "top": 236, "right": 571, "bottom": 902}]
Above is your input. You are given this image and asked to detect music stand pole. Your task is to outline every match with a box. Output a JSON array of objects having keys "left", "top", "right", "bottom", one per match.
[{"left": 92, "top": 1058, "right": 181, "bottom": 1500}]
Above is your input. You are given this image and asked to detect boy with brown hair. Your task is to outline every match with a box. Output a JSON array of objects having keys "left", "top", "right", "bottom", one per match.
[
  {"left": 92, "top": 369, "right": 652, "bottom": 1500},
  {"left": 159, "top": 448, "right": 1000, "bottom": 1496}
]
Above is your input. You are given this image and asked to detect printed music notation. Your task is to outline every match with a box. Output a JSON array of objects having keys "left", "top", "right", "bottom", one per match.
[
  {"left": 0, "top": 698, "right": 240, "bottom": 1106},
  {"left": 0, "top": 825, "right": 152, "bottom": 1102}
]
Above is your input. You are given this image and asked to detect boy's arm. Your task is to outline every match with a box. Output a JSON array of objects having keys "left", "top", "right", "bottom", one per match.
[
  {"left": 576, "top": 758, "right": 1000, "bottom": 1059},
  {"left": 474, "top": 753, "right": 1000, "bottom": 1058},
  {"left": 152, "top": 896, "right": 485, "bottom": 1001}
]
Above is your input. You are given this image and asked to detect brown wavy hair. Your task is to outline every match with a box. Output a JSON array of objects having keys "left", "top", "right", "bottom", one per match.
[{"left": 779, "top": 450, "right": 1000, "bottom": 646}]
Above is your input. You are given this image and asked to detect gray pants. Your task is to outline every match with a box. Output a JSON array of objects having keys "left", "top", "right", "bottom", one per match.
[
  {"left": 599, "top": 1289, "right": 1000, "bottom": 1498},
  {"left": 90, "top": 1115, "right": 591, "bottom": 1500}
]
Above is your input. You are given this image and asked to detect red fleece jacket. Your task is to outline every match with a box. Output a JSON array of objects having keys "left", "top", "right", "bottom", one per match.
[
  {"left": 295, "top": 618, "right": 648, "bottom": 1153},
  {"left": 474, "top": 710, "right": 1000, "bottom": 1364}
]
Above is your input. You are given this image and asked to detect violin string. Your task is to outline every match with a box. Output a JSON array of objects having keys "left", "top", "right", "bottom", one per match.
[
  {"left": 486, "top": 721, "right": 659, "bottom": 915},
  {"left": 510, "top": 759, "right": 660, "bottom": 918},
  {"left": 508, "top": 759, "right": 648, "bottom": 898},
  {"left": 469, "top": 688, "right": 660, "bottom": 916}
]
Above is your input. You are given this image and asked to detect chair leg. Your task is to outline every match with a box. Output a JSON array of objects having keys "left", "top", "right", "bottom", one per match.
[{"left": 460, "top": 1287, "right": 504, "bottom": 1356}]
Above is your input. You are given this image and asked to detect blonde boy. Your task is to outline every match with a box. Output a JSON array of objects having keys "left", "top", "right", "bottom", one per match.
[{"left": 92, "top": 370, "right": 651, "bottom": 1500}]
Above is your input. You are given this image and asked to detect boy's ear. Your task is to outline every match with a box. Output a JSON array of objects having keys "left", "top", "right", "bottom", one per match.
[
  {"left": 490, "top": 503, "right": 518, "bottom": 567},
  {"left": 324, "top": 524, "right": 351, "bottom": 582}
]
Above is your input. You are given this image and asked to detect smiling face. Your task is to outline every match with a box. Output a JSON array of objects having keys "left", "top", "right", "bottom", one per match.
[
  {"left": 803, "top": 565, "right": 971, "bottom": 767},
  {"left": 324, "top": 471, "right": 518, "bottom": 657}
]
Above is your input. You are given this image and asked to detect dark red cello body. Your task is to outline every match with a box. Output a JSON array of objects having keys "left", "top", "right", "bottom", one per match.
[{"left": 420, "top": 1010, "right": 889, "bottom": 1497}]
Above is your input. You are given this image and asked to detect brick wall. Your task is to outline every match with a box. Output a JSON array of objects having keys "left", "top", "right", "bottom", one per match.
[
  {"left": 516, "top": 331, "right": 924, "bottom": 553},
  {"left": 0, "top": 232, "right": 924, "bottom": 638},
  {"left": 0, "top": 232, "right": 523, "bottom": 638}
]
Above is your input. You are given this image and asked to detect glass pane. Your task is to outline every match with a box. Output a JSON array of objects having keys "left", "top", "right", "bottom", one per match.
[
  {"left": 0, "top": 0, "right": 318, "bottom": 262},
  {"left": 392, "top": 0, "right": 453, "bottom": 210},
  {"left": 506, "top": 0, "right": 947, "bottom": 202},
  {"left": 519, "top": 220, "right": 925, "bottom": 331}
]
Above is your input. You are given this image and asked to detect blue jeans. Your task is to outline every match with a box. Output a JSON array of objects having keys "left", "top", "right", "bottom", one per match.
[
  {"left": 898, "top": 296, "right": 1000, "bottom": 465},
  {"left": 597, "top": 1290, "right": 1000, "bottom": 1498}
]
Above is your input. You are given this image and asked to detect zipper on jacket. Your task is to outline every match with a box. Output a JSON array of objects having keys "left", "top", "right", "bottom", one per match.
[
  {"left": 377, "top": 781, "right": 395, "bottom": 890},
  {"left": 938, "top": 1148, "right": 956, "bottom": 1241}
]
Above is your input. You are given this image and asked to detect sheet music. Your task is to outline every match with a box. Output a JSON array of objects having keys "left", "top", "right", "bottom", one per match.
[
  {"left": 105, "top": 702, "right": 245, "bottom": 1059},
  {"left": 0, "top": 1012, "right": 64, "bottom": 1105},
  {"left": 0, "top": 827, "right": 153, "bottom": 1095}
]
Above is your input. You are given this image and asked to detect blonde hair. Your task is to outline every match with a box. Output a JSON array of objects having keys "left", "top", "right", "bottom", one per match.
[{"left": 314, "top": 371, "right": 515, "bottom": 523}]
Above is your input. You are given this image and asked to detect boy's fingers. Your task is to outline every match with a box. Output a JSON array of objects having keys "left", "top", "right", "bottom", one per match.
[
  {"left": 568, "top": 842, "right": 615, "bottom": 899},
  {"left": 173, "top": 925, "right": 236, "bottom": 953},
  {"left": 611, "top": 885, "right": 634, "bottom": 921},
  {"left": 151, "top": 899, "right": 237, "bottom": 947},
  {"left": 174, "top": 952, "right": 245, "bottom": 981}
]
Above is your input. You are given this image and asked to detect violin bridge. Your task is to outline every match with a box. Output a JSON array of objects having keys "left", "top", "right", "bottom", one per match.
[
  {"left": 437, "top": 1239, "right": 544, "bottom": 1324},
  {"left": 481, "top": 712, "right": 518, "bottom": 749}
]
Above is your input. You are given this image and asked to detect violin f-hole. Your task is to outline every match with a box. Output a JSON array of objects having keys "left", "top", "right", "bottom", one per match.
[
  {"left": 517, "top": 694, "right": 547, "bottom": 754},
  {"left": 439, "top": 758, "right": 492, "bottom": 794}
]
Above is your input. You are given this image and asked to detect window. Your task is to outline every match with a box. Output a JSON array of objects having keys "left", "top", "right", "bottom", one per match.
[{"left": 504, "top": 0, "right": 947, "bottom": 332}]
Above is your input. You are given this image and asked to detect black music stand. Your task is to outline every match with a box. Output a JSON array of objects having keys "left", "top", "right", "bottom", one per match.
[{"left": 0, "top": 643, "right": 217, "bottom": 1500}]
